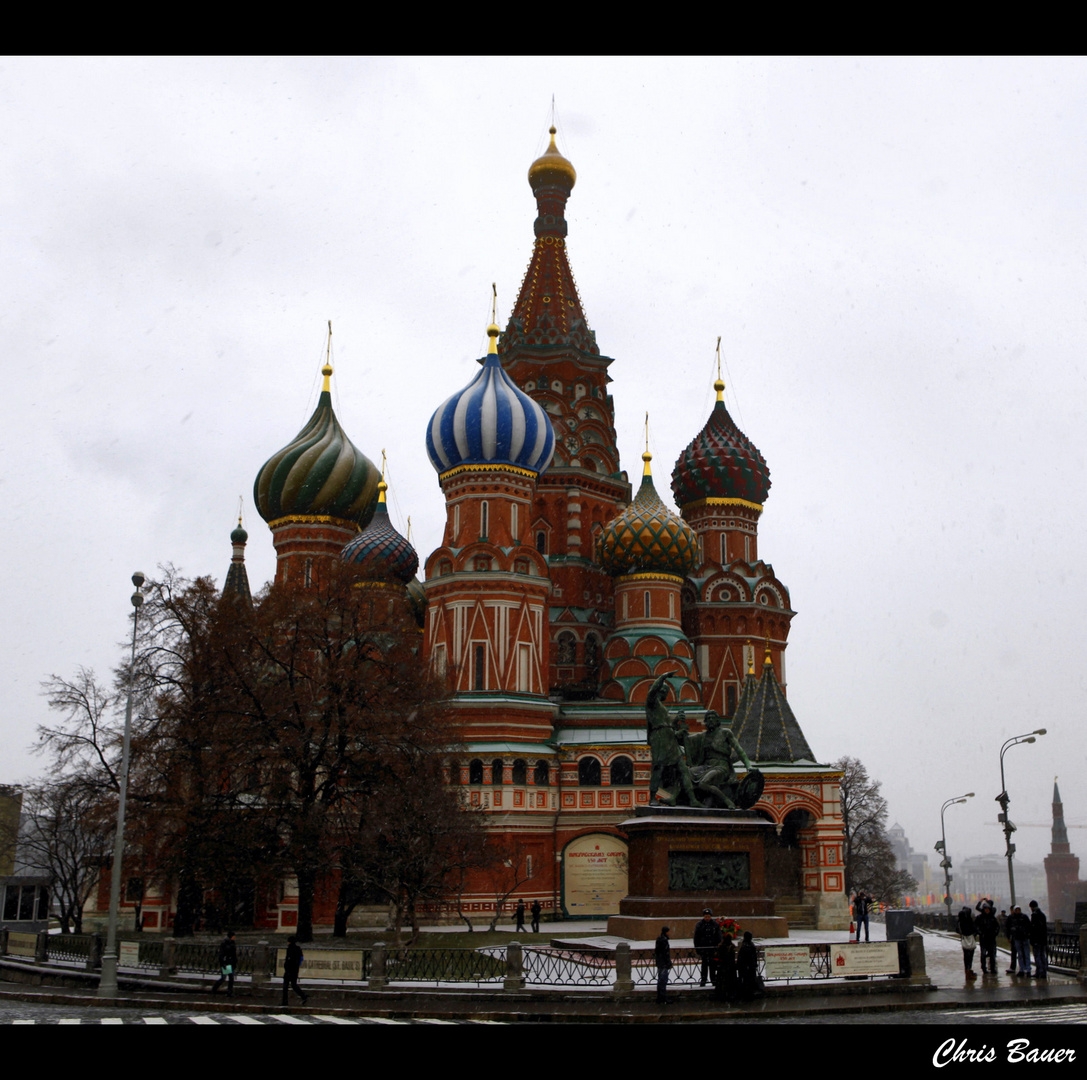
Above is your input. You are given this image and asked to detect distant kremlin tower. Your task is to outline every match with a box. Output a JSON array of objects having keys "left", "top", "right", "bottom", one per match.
[{"left": 230, "top": 127, "right": 848, "bottom": 932}]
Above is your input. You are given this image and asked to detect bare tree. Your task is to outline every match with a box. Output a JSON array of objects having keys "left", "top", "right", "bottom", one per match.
[
  {"left": 15, "top": 779, "right": 113, "bottom": 933},
  {"left": 834, "top": 756, "right": 917, "bottom": 905}
]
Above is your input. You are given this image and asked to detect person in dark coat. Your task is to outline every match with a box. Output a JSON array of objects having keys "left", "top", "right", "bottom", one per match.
[
  {"left": 1001, "top": 909, "right": 1017, "bottom": 974},
  {"left": 530, "top": 899, "right": 541, "bottom": 933},
  {"left": 713, "top": 933, "right": 737, "bottom": 1002},
  {"left": 514, "top": 899, "right": 526, "bottom": 933},
  {"left": 211, "top": 930, "right": 237, "bottom": 996},
  {"left": 1008, "top": 906, "right": 1032, "bottom": 976},
  {"left": 852, "top": 891, "right": 870, "bottom": 942},
  {"left": 958, "top": 906, "right": 978, "bottom": 978},
  {"left": 694, "top": 908, "right": 723, "bottom": 986},
  {"left": 975, "top": 904, "right": 999, "bottom": 975},
  {"left": 1028, "top": 900, "right": 1048, "bottom": 979},
  {"left": 655, "top": 926, "right": 672, "bottom": 1004},
  {"left": 281, "top": 935, "right": 308, "bottom": 1006},
  {"left": 737, "top": 931, "right": 759, "bottom": 1000}
]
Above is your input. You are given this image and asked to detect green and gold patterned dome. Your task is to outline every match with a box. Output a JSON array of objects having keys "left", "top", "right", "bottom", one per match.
[
  {"left": 597, "top": 452, "right": 698, "bottom": 578},
  {"left": 254, "top": 361, "right": 380, "bottom": 529}
]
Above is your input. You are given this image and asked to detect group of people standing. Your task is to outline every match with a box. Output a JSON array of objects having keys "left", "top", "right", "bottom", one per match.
[
  {"left": 959, "top": 897, "right": 1048, "bottom": 980},
  {"left": 513, "top": 899, "right": 542, "bottom": 933},
  {"left": 655, "top": 910, "right": 759, "bottom": 1005}
]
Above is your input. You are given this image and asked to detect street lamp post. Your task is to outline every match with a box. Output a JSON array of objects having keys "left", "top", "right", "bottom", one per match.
[
  {"left": 98, "top": 571, "right": 145, "bottom": 999},
  {"left": 936, "top": 792, "right": 974, "bottom": 923},
  {"left": 996, "top": 729, "right": 1046, "bottom": 910}
]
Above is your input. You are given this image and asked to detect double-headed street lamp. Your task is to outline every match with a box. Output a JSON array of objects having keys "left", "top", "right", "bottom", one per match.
[
  {"left": 996, "top": 728, "right": 1046, "bottom": 910},
  {"left": 936, "top": 792, "right": 974, "bottom": 921},
  {"left": 98, "top": 571, "right": 145, "bottom": 999}
]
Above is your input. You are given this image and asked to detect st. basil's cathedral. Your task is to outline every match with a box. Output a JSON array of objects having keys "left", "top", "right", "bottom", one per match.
[{"left": 128, "top": 127, "right": 850, "bottom": 934}]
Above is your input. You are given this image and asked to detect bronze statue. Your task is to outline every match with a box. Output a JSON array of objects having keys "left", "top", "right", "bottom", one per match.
[
  {"left": 646, "top": 673, "right": 701, "bottom": 807},
  {"left": 683, "top": 709, "right": 764, "bottom": 810}
]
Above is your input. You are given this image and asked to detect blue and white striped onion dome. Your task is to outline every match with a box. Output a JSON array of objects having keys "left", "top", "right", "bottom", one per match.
[{"left": 426, "top": 324, "right": 555, "bottom": 478}]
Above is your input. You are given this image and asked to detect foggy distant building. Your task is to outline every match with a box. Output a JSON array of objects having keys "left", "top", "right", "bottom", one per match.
[{"left": 888, "top": 822, "right": 930, "bottom": 891}]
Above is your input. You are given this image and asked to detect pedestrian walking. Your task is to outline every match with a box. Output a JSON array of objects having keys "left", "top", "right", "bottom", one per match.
[
  {"left": 211, "top": 930, "right": 237, "bottom": 997},
  {"left": 655, "top": 926, "right": 672, "bottom": 1005},
  {"left": 514, "top": 899, "right": 526, "bottom": 933},
  {"left": 530, "top": 899, "right": 541, "bottom": 933},
  {"left": 694, "top": 908, "right": 722, "bottom": 986},
  {"left": 1028, "top": 900, "right": 1048, "bottom": 979},
  {"left": 281, "top": 935, "right": 308, "bottom": 1007},
  {"left": 958, "top": 906, "right": 978, "bottom": 978}
]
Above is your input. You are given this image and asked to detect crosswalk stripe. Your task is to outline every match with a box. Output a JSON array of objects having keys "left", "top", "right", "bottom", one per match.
[
  {"left": 416, "top": 1017, "right": 457, "bottom": 1024},
  {"left": 142, "top": 1018, "right": 169, "bottom": 1024},
  {"left": 58, "top": 1018, "right": 80, "bottom": 1024},
  {"left": 312, "top": 1014, "right": 359, "bottom": 1024},
  {"left": 269, "top": 1013, "right": 311, "bottom": 1024},
  {"left": 102, "top": 1018, "right": 124, "bottom": 1025},
  {"left": 225, "top": 1015, "right": 266, "bottom": 1025},
  {"left": 188, "top": 1016, "right": 221, "bottom": 1024},
  {"left": 13, "top": 1020, "right": 34, "bottom": 1025},
  {"left": 365, "top": 1016, "right": 407, "bottom": 1024}
]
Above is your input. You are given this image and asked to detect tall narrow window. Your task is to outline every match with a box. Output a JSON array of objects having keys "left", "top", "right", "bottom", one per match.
[
  {"left": 644, "top": 591, "right": 651, "bottom": 618},
  {"left": 511, "top": 503, "right": 518, "bottom": 541},
  {"left": 480, "top": 500, "right": 489, "bottom": 539},
  {"left": 721, "top": 534, "right": 728, "bottom": 565},
  {"left": 453, "top": 504, "right": 460, "bottom": 542},
  {"left": 303, "top": 559, "right": 313, "bottom": 587},
  {"left": 474, "top": 644, "right": 485, "bottom": 690},
  {"left": 518, "top": 643, "right": 531, "bottom": 692},
  {"left": 536, "top": 531, "right": 547, "bottom": 554}
]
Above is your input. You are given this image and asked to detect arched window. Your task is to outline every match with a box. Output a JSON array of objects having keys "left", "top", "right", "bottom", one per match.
[
  {"left": 584, "top": 634, "right": 600, "bottom": 677},
  {"left": 534, "top": 761, "right": 550, "bottom": 786},
  {"left": 512, "top": 759, "right": 527, "bottom": 785},
  {"left": 578, "top": 757, "right": 601, "bottom": 786},
  {"left": 557, "top": 631, "right": 576, "bottom": 665},
  {"left": 536, "top": 531, "right": 547, "bottom": 555},
  {"left": 490, "top": 759, "right": 504, "bottom": 785},
  {"left": 469, "top": 759, "right": 484, "bottom": 785},
  {"left": 609, "top": 756, "right": 634, "bottom": 785}
]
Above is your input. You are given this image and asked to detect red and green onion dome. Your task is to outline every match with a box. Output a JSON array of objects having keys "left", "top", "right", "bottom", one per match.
[
  {"left": 254, "top": 363, "right": 380, "bottom": 529},
  {"left": 671, "top": 380, "right": 771, "bottom": 509},
  {"left": 597, "top": 453, "right": 699, "bottom": 577},
  {"left": 340, "top": 481, "right": 419, "bottom": 584}
]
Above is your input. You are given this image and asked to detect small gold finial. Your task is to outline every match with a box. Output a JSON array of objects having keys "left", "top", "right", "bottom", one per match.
[
  {"left": 643, "top": 412, "right": 653, "bottom": 475},
  {"left": 487, "top": 323, "right": 500, "bottom": 354},
  {"left": 378, "top": 449, "right": 388, "bottom": 502},
  {"left": 237, "top": 495, "right": 244, "bottom": 528},
  {"left": 764, "top": 638, "right": 773, "bottom": 667},
  {"left": 746, "top": 638, "right": 754, "bottom": 676},
  {"left": 322, "top": 320, "right": 333, "bottom": 392},
  {"left": 406, "top": 515, "right": 412, "bottom": 543},
  {"left": 715, "top": 337, "right": 725, "bottom": 402}
]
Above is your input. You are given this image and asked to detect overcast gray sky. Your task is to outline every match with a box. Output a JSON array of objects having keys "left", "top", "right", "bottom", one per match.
[{"left": 2, "top": 56, "right": 1084, "bottom": 874}]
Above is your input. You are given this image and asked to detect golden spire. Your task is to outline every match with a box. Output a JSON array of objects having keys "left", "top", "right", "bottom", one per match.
[
  {"left": 378, "top": 449, "right": 388, "bottom": 503},
  {"left": 321, "top": 319, "right": 333, "bottom": 392},
  {"left": 643, "top": 412, "right": 652, "bottom": 475},
  {"left": 488, "top": 284, "right": 500, "bottom": 354},
  {"left": 747, "top": 639, "right": 755, "bottom": 676},
  {"left": 764, "top": 637, "right": 773, "bottom": 667},
  {"left": 714, "top": 336, "right": 725, "bottom": 402}
]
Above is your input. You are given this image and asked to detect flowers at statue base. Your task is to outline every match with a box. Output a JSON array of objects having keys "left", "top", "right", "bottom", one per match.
[{"left": 717, "top": 917, "right": 742, "bottom": 938}]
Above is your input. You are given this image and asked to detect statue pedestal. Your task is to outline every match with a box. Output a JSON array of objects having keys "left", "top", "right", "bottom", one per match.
[{"left": 607, "top": 806, "right": 788, "bottom": 941}]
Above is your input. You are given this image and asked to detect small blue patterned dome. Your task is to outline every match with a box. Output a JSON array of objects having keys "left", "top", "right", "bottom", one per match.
[
  {"left": 340, "top": 482, "right": 419, "bottom": 584},
  {"left": 426, "top": 324, "right": 555, "bottom": 478}
]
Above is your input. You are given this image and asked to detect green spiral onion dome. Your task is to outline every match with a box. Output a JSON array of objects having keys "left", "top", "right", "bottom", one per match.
[
  {"left": 671, "top": 380, "right": 771, "bottom": 509},
  {"left": 340, "top": 481, "right": 419, "bottom": 584},
  {"left": 597, "top": 453, "right": 699, "bottom": 577},
  {"left": 254, "top": 364, "right": 380, "bottom": 528}
]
